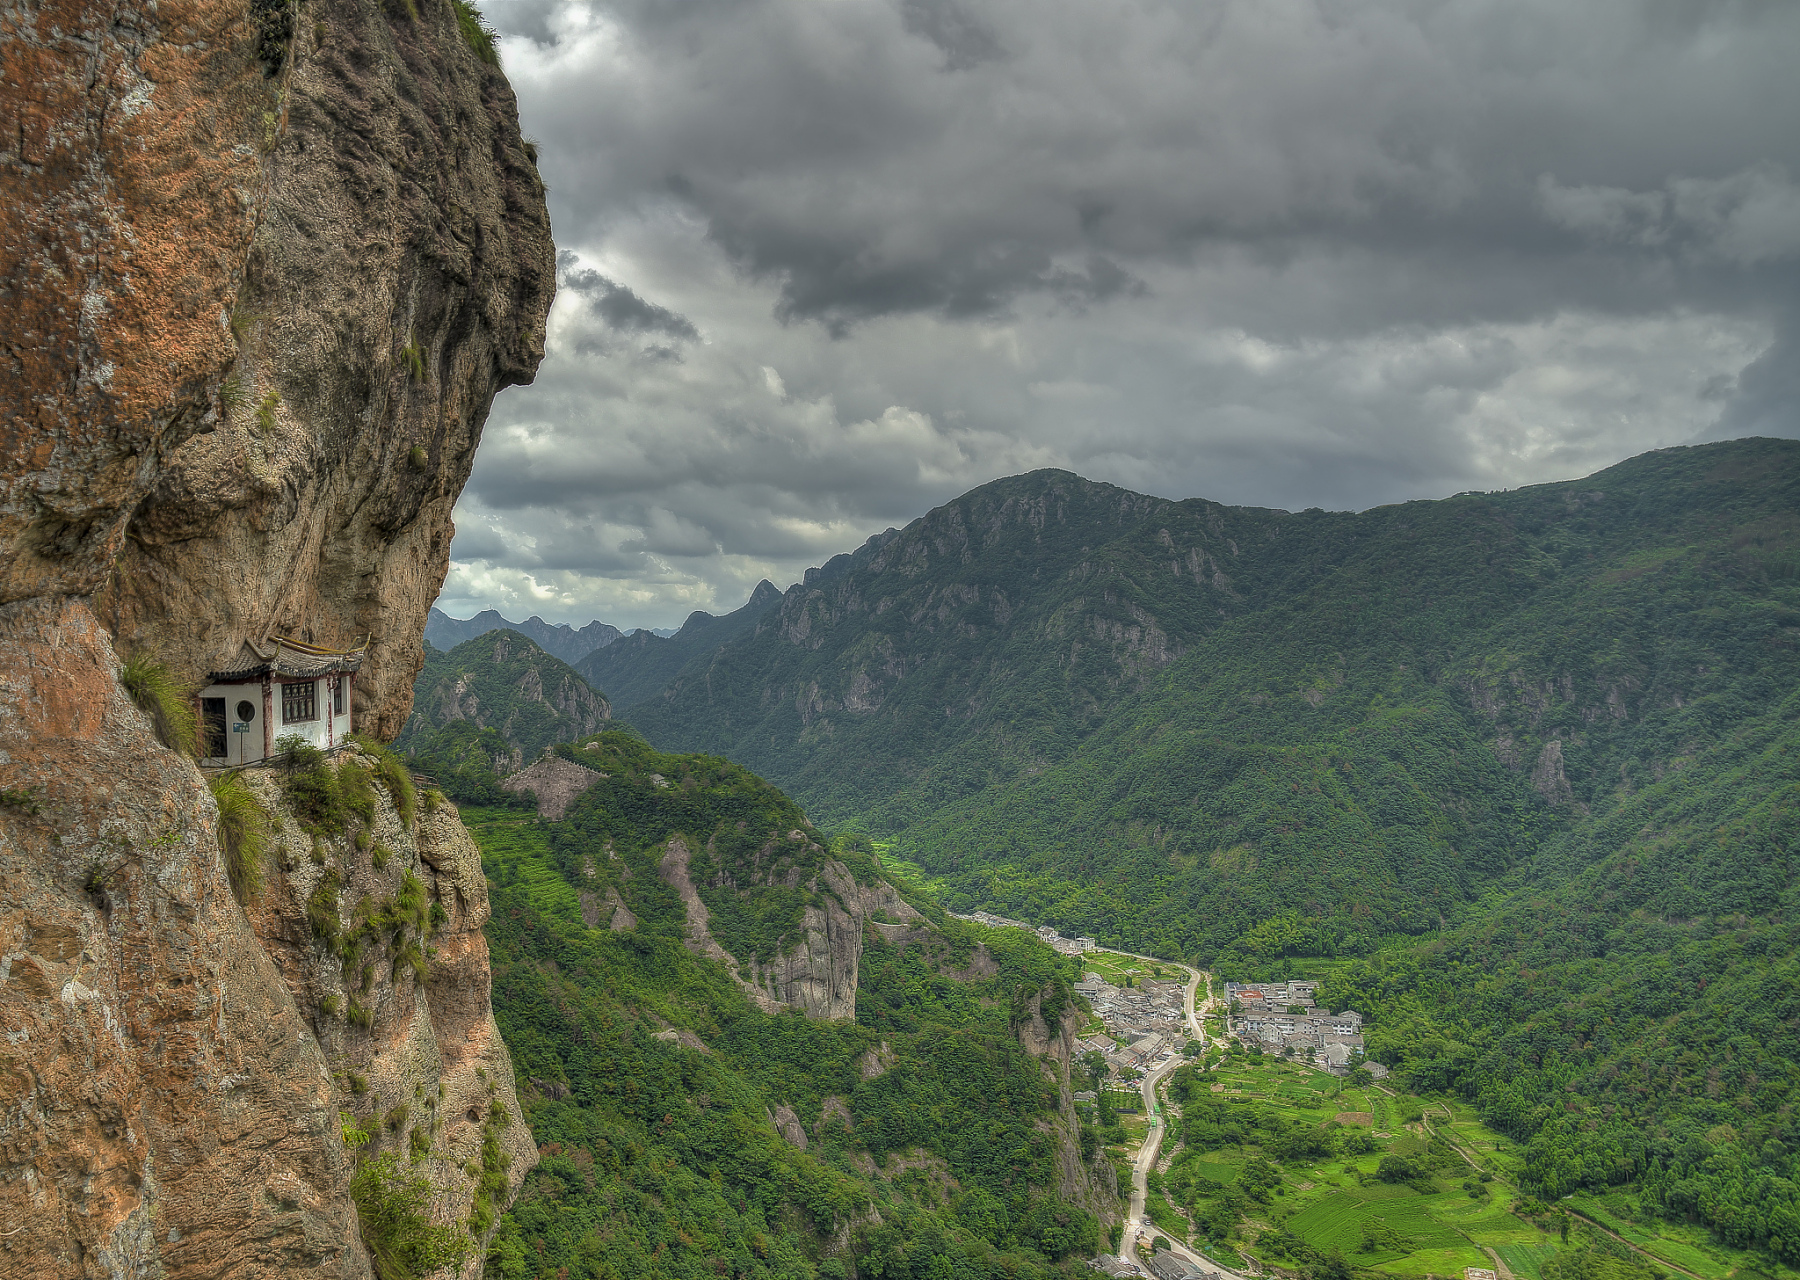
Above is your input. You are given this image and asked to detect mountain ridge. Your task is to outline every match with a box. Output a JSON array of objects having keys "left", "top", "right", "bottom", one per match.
[
  {"left": 425, "top": 607, "right": 626, "bottom": 665},
  {"left": 619, "top": 439, "right": 1798, "bottom": 953},
  {"left": 575, "top": 577, "right": 786, "bottom": 708}
]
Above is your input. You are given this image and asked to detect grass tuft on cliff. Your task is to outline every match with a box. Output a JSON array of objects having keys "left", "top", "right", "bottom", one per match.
[
  {"left": 353, "top": 734, "right": 418, "bottom": 827},
  {"left": 120, "top": 652, "right": 198, "bottom": 757},
  {"left": 451, "top": 0, "right": 499, "bottom": 65},
  {"left": 350, "top": 1151, "right": 470, "bottom": 1280},
  {"left": 209, "top": 771, "right": 270, "bottom": 904}
]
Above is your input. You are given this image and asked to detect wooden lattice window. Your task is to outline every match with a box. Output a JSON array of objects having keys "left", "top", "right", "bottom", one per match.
[{"left": 282, "top": 680, "right": 317, "bottom": 724}]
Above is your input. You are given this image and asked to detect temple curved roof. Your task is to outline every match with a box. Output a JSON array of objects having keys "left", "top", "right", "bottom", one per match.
[{"left": 207, "top": 635, "right": 368, "bottom": 684}]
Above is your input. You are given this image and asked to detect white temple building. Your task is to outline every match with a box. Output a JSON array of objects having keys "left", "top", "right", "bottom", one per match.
[{"left": 196, "top": 636, "right": 366, "bottom": 766}]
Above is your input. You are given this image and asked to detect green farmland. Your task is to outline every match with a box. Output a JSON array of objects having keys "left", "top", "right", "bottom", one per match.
[
  {"left": 1146, "top": 1051, "right": 1800, "bottom": 1280},
  {"left": 1157, "top": 1054, "right": 1557, "bottom": 1280}
]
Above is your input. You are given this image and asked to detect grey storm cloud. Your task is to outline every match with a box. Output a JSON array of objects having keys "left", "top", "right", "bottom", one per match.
[
  {"left": 559, "top": 254, "right": 701, "bottom": 340},
  {"left": 433, "top": 0, "right": 1800, "bottom": 629}
]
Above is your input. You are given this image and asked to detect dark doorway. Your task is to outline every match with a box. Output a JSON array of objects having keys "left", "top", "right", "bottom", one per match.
[{"left": 201, "top": 697, "right": 228, "bottom": 759}]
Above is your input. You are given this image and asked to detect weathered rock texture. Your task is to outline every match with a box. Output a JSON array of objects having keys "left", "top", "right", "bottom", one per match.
[
  {"left": 502, "top": 755, "right": 602, "bottom": 821},
  {"left": 0, "top": 600, "right": 361, "bottom": 1276},
  {"left": 246, "top": 757, "right": 534, "bottom": 1270},
  {"left": 1018, "top": 989, "right": 1121, "bottom": 1225},
  {"left": 83, "top": 0, "right": 555, "bottom": 739},
  {"left": 0, "top": 0, "right": 552, "bottom": 1274},
  {"left": 0, "top": 630, "right": 533, "bottom": 1278},
  {"left": 658, "top": 833, "right": 926, "bottom": 1020}
]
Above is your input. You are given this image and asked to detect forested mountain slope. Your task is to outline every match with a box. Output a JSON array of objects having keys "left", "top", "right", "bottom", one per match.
[
  {"left": 463, "top": 730, "right": 1115, "bottom": 1279},
  {"left": 397, "top": 632, "right": 611, "bottom": 801},
  {"left": 1312, "top": 684, "right": 1800, "bottom": 1265},
  {"left": 627, "top": 438, "right": 1800, "bottom": 959}
]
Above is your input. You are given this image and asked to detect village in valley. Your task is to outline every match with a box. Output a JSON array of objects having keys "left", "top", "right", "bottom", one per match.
[
  {"left": 955, "top": 911, "right": 1584, "bottom": 1280},
  {"left": 1068, "top": 972, "right": 1378, "bottom": 1085},
  {"left": 950, "top": 908, "right": 1379, "bottom": 1086}
]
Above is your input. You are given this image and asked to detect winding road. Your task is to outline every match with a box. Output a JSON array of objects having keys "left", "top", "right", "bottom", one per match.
[{"left": 1100, "top": 956, "right": 1249, "bottom": 1280}]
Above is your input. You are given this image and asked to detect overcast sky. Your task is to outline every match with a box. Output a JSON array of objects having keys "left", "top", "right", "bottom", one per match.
[{"left": 438, "top": 0, "right": 1800, "bottom": 629}]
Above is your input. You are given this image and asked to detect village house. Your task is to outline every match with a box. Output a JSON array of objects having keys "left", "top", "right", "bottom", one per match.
[
  {"left": 1126, "top": 1033, "right": 1166, "bottom": 1064},
  {"left": 1233, "top": 1001, "right": 1370, "bottom": 1071},
  {"left": 196, "top": 635, "right": 366, "bottom": 767},
  {"left": 1145, "top": 1250, "right": 1219, "bottom": 1280}
]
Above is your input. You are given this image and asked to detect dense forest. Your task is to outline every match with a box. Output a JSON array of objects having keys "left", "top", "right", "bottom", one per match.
[
  {"left": 399, "top": 629, "right": 612, "bottom": 767},
  {"left": 458, "top": 732, "right": 1109, "bottom": 1280}
]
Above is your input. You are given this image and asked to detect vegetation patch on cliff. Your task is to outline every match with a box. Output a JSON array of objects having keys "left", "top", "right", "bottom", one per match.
[
  {"left": 120, "top": 651, "right": 198, "bottom": 757},
  {"left": 208, "top": 770, "right": 271, "bottom": 903}
]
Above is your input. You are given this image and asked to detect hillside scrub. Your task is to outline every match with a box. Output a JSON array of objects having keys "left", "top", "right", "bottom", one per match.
[{"left": 460, "top": 734, "right": 1106, "bottom": 1279}]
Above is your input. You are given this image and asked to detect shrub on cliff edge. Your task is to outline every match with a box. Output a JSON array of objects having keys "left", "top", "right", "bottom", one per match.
[
  {"left": 209, "top": 771, "right": 270, "bottom": 904},
  {"left": 350, "top": 1151, "right": 470, "bottom": 1280},
  {"left": 451, "top": 0, "right": 499, "bottom": 65},
  {"left": 352, "top": 734, "right": 418, "bottom": 827},
  {"left": 120, "top": 652, "right": 198, "bottom": 757}
]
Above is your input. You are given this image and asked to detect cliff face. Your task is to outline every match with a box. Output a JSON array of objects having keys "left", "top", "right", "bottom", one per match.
[
  {"left": 739, "top": 867, "right": 924, "bottom": 1019},
  {"left": 81, "top": 0, "right": 554, "bottom": 739},
  {"left": 0, "top": 0, "right": 552, "bottom": 1274},
  {"left": 245, "top": 757, "right": 534, "bottom": 1273},
  {"left": 1017, "top": 989, "right": 1121, "bottom": 1227},
  {"left": 0, "top": 601, "right": 362, "bottom": 1276},
  {"left": 658, "top": 833, "right": 926, "bottom": 1021}
]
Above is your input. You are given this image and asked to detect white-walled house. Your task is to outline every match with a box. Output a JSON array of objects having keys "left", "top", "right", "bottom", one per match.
[{"left": 196, "top": 636, "right": 366, "bottom": 766}]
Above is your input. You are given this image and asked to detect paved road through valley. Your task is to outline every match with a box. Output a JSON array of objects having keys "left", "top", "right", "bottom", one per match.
[{"left": 1104, "top": 956, "right": 1248, "bottom": 1280}]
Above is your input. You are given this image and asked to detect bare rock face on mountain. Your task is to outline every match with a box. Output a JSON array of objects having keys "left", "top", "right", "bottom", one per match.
[
  {"left": 78, "top": 0, "right": 554, "bottom": 740},
  {"left": 1017, "top": 988, "right": 1121, "bottom": 1223},
  {"left": 658, "top": 833, "right": 927, "bottom": 1020},
  {"left": 0, "top": 0, "right": 551, "bottom": 1274},
  {"left": 738, "top": 867, "right": 925, "bottom": 1019}
]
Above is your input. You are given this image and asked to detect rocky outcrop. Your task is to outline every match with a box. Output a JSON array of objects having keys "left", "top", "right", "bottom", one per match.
[
  {"left": 502, "top": 755, "right": 603, "bottom": 821},
  {"left": 0, "top": 641, "right": 532, "bottom": 1278},
  {"left": 659, "top": 833, "right": 927, "bottom": 1020},
  {"left": 738, "top": 864, "right": 926, "bottom": 1020},
  {"left": 246, "top": 755, "right": 535, "bottom": 1277},
  {"left": 1017, "top": 989, "right": 1122, "bottom": 1228},
  {"left": 0, "top": 0, "right": 551, "bottom": 1273},
  {"left": 81, "top": 0, "right": 555, "bottom": 739}
]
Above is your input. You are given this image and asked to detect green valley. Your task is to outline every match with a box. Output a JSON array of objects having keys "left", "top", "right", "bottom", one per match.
[{"left": 402, "top": 439, "right": 1800, "bottom": 1280}]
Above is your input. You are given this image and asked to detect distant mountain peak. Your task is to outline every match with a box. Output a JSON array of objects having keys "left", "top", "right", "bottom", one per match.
[{"left": 425, "top": 607, "right": 625, "bottom": 665}]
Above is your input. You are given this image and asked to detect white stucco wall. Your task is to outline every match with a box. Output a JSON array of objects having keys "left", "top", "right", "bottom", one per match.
[
  {"left": 198, "top": 681, "right": 270, "bottom": 767},
  {"left": 198, "top": 675, "right": 353, "bottom": 766}
]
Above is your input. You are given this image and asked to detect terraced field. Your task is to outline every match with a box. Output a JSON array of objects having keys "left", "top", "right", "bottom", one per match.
[
  {"left": 1287, "top": 1185, "right": 1467, "bottom": 1258},
  {"left": 1157, "top": 1056, "right": 1557, "bottom": 1279}
]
